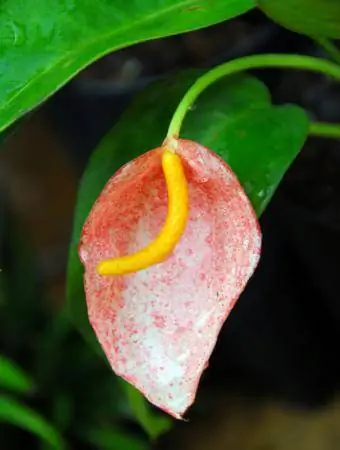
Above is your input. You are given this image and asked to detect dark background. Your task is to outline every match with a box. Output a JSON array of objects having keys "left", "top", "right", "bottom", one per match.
[{"left": 1, "top": 8, "right": 340, "bottom": 450}]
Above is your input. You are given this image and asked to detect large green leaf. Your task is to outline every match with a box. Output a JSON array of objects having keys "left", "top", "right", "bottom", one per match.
[
  {"left": 0, "top": 0, "right": 255, "bottom": 133},
  {"left": 0, "top": 395, "right": 65, "bottom": 449},
  {"left": 67, "top": 71, "right": 309, "bottom": 432},
  {"left": 258, "top": 0, "right": 340, "bottom": 38}
]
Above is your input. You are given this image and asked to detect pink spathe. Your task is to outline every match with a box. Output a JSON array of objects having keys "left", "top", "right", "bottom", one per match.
[{"left": 79, "top": 139, "right": 261, "bottom": 418}]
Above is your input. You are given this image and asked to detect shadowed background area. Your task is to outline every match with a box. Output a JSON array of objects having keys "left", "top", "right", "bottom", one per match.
[{"left": 1, "top": 9, "right": 340, "bottom": 450}]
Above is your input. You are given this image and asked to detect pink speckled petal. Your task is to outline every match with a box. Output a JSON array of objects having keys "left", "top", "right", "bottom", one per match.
[{"left": 79, "top": 139, "right": 261, "bottom": 418}]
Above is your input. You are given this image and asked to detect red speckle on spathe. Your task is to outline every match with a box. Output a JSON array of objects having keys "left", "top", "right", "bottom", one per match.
[
  {"left": 79, "top": 139, "right": 261, "bottom": 419},
  {"left": 152, "top": 314, "right": 166, "bottom": 329}
]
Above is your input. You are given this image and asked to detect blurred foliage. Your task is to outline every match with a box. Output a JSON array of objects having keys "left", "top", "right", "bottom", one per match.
[
  {"left": 0, "top": 210, "right": 153, "bottom": 449},
  {"left": 0, "top": 395, "right": 65, "bottom": 449},
  {"left": 0, "top": 356, "right": 35, "bottom": 394}
]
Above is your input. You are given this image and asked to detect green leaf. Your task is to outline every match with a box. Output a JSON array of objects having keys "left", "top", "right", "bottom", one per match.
[
  {"left": 67, "top": 72, "right": 309, "bottom": 433},
  {"left": 180, "top": 79, "right": 309, "bottom": 214},
  {"left": 258, "top": 0, "right": 340, "bottom": 38},
  {"left": 0, "top": 395, "right": 65, "bottom": 449},
  {"left": 0, "top": 0, "right": 255, "bottom": 133},
  {"left": 0, "top": 355, "right": 35, "bottom": 394}
]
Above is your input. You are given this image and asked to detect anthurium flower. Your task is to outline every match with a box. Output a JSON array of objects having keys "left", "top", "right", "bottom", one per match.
[{"left": 79, "top": 138, "right": 261, "bottom": 418}]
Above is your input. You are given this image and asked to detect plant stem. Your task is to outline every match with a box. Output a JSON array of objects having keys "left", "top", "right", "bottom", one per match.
[
  {"left": 167, "top": 54, "right": 340, "bottom": 139},
  {"left": 314, "top": 37, "right": 340, "bottom": 65},
  {"left": 310, "top": 121, "right": 340, "bottom": 139}
]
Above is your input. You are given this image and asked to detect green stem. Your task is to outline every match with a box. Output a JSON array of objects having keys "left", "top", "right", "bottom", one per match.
[
  {"left": 167, "top": 54, "right": 340, "bottom": 139},
  {"left": 310, "top": 121, "right": 340, "bottom": 139},
  {"left": 314, "top": 37, "right": 340, "bottom": 65}
]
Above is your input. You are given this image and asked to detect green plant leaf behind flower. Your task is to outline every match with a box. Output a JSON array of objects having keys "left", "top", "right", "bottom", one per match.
[{"left": 67, "top": 71, "right": 309, "bottom": 436}]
